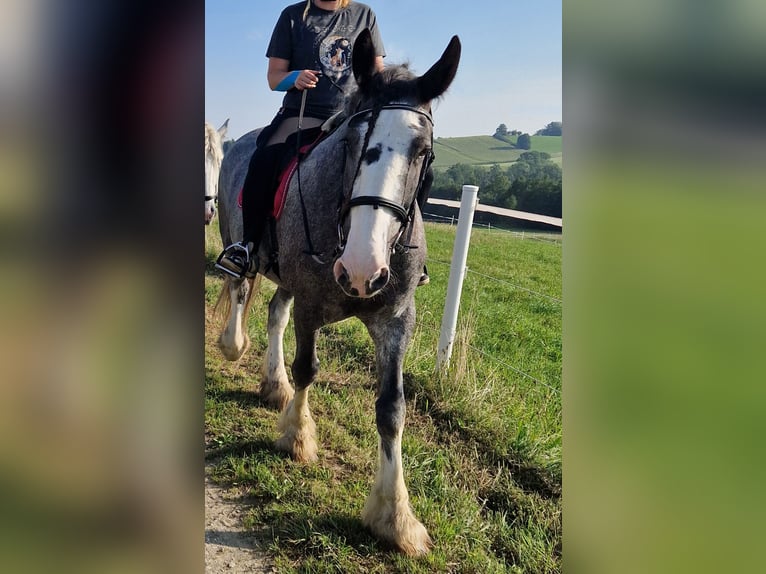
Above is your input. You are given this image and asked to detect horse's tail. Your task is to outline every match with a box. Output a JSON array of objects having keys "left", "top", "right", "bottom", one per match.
[{"left": 213, "top": 274, "right": 261, "bottom": 330}]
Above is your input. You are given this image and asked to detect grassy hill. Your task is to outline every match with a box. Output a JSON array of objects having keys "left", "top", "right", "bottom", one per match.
[{"left": 433, "top": 135, "right": 562, "bottom": 169}]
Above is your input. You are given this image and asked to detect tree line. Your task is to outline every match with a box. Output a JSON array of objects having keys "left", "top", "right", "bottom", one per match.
[
  {"left": 493, "top": 122, "right": 562, "bottom": 150},
  {"left": 430, "top": 150, "right": 562, "bottom": 218}
]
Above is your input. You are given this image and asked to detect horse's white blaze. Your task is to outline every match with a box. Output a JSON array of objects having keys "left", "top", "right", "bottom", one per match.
[{"left": 337, "top": 111, "right": 421, "bottom": 295}]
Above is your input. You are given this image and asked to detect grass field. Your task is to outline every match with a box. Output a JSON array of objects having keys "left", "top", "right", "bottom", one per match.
[
  {"left": 205, "top": 220, "right": 562, "bottom": 573},
  {"left": 433, "top": 135, "right": 562, "bottom": 170}
]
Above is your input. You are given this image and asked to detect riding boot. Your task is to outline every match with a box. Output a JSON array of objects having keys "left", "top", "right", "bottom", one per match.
[{"left": 216, "top": 143, "right": 287, "bottom": 278}]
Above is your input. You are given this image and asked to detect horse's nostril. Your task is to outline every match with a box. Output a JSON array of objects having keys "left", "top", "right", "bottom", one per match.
[
  {"left": 366, "top": 267, "right": 389, "bottom": 295},
  {"left": 335, "top": 262, "right": 350, "bottom": 287}
]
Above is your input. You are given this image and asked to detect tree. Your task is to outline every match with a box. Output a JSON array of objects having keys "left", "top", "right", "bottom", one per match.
[
  {"left": 494, "top": 123, "right": 509, "bottom": 137},
  {"left": 516, "top": 133, "right": 532, "bottom": 150},
  {"left": 504, "top": 149, "right": 562, "bottom": 217},
  {"left": 480, "top": 164, "right": 511, "bottom": 206},
  {"left": 518, "top": 150, "right": 551, "bottom": 164},
  {"left": 535, "top": 121, "right": 562, "bottom": 136}
]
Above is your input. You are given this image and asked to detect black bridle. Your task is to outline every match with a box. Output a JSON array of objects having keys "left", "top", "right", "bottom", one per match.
[{"left": 335, "top": 103, "right": 435, "bottom": 256}]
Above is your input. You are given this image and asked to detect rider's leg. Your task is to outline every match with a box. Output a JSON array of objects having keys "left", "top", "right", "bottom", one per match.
[{"left": 216, "top": 142, "right": 286, "bottom": 278}]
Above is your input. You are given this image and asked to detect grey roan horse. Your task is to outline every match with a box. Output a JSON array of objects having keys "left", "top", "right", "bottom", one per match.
[{"left": 215, "top": 30, "right": 461, "bottom": 555}]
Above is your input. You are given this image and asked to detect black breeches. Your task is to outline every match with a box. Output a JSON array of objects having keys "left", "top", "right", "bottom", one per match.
[{"left": 241, "top": 142, "right": 287, "bottom": 247}]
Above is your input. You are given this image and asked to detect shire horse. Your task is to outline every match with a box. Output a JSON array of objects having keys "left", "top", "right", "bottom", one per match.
[
  {"left": 205, "top": 119, "right": 228, "bottom": 224},
  {"left": 215, "top": 31, "right": 460, "bottom": 555}
]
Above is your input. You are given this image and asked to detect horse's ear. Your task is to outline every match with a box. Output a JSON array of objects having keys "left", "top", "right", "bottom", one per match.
[
  {"left": 219, "top": 118, "right": 229, "bottom": 138},
  {"left": 416, "top": 35, "right": 461, "bottom": 103},
  {"left": 352, "top": 29, "right": 377, "bottom": 90}
]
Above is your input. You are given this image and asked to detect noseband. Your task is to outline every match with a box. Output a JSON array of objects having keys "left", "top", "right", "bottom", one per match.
[{"left": 336, "top": 103, "right": 435, "bottom": 255}]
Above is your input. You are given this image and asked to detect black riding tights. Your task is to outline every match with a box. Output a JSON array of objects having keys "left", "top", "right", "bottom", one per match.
[{"left": 241, "top": 142, "right": 287, "bottom": 250}]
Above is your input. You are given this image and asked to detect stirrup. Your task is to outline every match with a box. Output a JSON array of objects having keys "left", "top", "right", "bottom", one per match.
[{"left": 215, "top": 243, "right": 258, "bottom": 279}]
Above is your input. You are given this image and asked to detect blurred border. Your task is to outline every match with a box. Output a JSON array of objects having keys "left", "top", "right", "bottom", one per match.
[
  {"left": 564, "top": 2, "right": 766, "bottom": 573},
  {"left": 3, "top": 0, "right": 766, "bottom": 572},
  {"left": 0, "top": 1, "right": 204, "bottom": 572}
]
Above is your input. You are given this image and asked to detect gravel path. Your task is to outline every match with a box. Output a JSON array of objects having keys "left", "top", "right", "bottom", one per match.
[{"left": 205, "top": 467, "right": 274, "bottom": 573}]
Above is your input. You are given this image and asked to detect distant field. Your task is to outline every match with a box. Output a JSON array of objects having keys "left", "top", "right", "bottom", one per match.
[{"left": 433, "top": 135, "right": 562, "bottom": 170}]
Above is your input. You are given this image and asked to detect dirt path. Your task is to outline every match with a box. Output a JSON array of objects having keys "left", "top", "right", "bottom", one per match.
[{"left": 205, "top": 466, "right": 274, "bottom": 573}]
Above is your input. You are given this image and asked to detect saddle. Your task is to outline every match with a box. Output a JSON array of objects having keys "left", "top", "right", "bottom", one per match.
[
  {"left": 234, "top": 125, "right": 328, "bottom": 279},
  {"left": 236, "top": 126, "right": 327, "bottom": 219}
]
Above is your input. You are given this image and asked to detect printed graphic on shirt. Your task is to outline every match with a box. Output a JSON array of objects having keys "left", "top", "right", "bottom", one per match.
[{"left": 319, "top": 35, "right": 352, "bottom": 78}]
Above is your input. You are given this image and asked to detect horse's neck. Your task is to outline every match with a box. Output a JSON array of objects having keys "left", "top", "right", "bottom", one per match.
[{"left": 307, "top": 127, "right": 347, "bottom": 175}]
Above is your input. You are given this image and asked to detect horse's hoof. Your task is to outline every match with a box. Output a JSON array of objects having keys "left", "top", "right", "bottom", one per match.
[
  {"left": 275, "top": 400, "right": 318, "bottom": 462},
  {"left": 218, "top": 334, "right": 250, "bottom": 361},
  {"left": 275, "top": 434, "right": 318, "bottom": 463},
  {"left": 259, "top": 377, "right": 294, "bottom": 411},
  {"left": 362, "top": 498, "right": 432, "bottom": 556}
]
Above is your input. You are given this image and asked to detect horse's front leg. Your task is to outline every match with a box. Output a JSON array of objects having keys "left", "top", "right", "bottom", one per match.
[
  {"left": 259, "top": 287, "right": 294, "bottom": 410},
  {"left": 218, "top": 276, "right": 253, "bottom": 360},
  {"left": 361, "top": 304, "right": 432, "bottom": 556},
  {"left": 275, "top": 309, "right": 319, "bottom": 462}
]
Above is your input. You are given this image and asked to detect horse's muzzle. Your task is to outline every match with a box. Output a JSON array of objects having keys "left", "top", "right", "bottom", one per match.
[{"left": 333, "top": 260, "right": 389, "bottom": 298}]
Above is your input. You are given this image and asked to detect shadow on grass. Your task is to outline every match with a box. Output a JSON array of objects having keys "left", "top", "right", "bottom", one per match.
[
  {"left": 404, "top": 372, "right": 561, "bottom": 500},
  {"left": 206, "top": 437, "right": 277, "bottom": 462},
  {"left": 275, "top": 510, "right": 385, "bottom": 559},
  {"left": 213, "top": 388, "right": 265, "bottom": 409}
]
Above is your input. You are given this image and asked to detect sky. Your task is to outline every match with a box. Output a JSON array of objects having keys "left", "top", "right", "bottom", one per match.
[{"left": 205, "top": 0, "right": 561, "bottom": 140}]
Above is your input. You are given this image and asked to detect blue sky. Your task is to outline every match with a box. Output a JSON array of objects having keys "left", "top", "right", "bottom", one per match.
[{"left": 205, "top": 0, "right": 561, "bottom": 140}]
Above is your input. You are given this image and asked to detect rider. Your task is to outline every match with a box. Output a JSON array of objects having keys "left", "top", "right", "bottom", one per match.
[{"left": 216, "top": 1, "right": 389, "bottom": 279}]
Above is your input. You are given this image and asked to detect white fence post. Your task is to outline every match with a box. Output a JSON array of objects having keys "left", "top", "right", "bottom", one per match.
[{"left": 436, "top": 185, "right": 480, "bottom": 373}]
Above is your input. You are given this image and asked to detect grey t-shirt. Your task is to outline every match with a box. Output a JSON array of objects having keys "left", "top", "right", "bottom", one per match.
[{"left": 267, "top": 1, "right": 385, "bottom": 119}]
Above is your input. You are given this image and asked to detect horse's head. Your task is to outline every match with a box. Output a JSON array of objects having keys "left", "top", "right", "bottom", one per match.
[
  {"left": 205, "top": 119, "right": 228, "bottom": 225},
  {"left": 333, "top": 31, "right": 461, "bottom": 298}
]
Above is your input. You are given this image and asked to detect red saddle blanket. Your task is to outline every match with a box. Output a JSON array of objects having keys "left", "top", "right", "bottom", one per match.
[{"left": 237, "top": 131, "right": 325, "bottom": 220}]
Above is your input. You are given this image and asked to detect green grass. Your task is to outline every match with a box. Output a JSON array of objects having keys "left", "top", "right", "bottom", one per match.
[
  {"left": 205, "top": 220, "right": 561, "bottom": 572},
  {"left": 433, "top": 135, "right": 562, "bottom": 170}
]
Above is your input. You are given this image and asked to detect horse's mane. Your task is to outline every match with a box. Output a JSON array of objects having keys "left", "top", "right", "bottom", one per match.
[
  {"left": 205, "top": 122, "right": 224, "bottom": 163},
  {"left": 343, "top": 63, "right": 419, "bottom": 115}
]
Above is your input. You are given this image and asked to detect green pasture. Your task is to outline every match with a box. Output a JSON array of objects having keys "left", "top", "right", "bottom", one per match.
[
  {"left": 433, "top": 135, "right": 562, "bottom": 170},
  {"left": 205, "top": 220, "right": 562, "bottom": 573}
]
